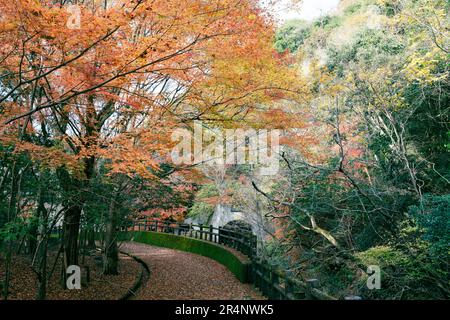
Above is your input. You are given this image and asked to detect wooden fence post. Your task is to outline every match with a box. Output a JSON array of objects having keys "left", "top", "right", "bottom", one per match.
[
  {"left": 252, "top": 235, "right": 257, "bottom": 257},
  {"left": 253, "top": 261, "right": 260, "bottom": 290},
  {"left": 218, "top": 226, "right": 221, "bottom": 244}
]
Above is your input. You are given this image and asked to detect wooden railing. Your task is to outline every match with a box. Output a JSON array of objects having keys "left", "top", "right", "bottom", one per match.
[
  {"left": 251, "top": 259, "right": 336, "bottom": 300},
  {"left": 122, "top": 218, "right": 336, "bottom": 300}
]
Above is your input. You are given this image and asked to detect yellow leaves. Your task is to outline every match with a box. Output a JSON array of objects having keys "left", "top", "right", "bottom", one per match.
[
  {"left": 395, "top": 0, "right": 449, "bottom": 53},
  {"left": 0, "top": 22, "right": 18, "bottom": 32},
  {"left": 404, "top": 49, "right": 447, "bottom": 84}
]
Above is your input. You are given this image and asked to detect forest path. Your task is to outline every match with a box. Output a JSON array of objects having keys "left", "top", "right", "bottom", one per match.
[{"left": 119, "top": 241, "right": 263, "bottom": 300}]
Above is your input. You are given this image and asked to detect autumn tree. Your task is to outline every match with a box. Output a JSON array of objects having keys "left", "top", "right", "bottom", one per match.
[
  {"left": 259, "top": 0, "right": 449, "bottom": 298},
  {"left": 0, "top": 0, "right": 302, "bottom": 278}
]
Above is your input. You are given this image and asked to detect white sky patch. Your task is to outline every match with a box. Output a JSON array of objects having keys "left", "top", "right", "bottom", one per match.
[{"left": 263, "top": 0, "right": 340, "bottom": 23}]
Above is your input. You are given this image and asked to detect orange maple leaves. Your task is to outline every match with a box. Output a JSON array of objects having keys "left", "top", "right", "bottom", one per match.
[{"left": 0, "top": 0, "right": 306, "bottom": 182}]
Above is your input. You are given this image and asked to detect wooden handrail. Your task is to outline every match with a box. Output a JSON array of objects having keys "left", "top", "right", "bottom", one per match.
[{"left": 118, "top": 218, "right": 336, "bottom": 300}]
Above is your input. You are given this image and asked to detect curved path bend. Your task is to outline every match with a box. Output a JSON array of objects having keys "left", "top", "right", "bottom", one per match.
[{"left": 120, "top": 241, "right": 263, "bottom": 300}]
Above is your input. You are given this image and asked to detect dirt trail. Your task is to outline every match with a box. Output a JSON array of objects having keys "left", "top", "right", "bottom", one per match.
[{"left": 120, "top": 241, "right": 264, "bottom": 300}]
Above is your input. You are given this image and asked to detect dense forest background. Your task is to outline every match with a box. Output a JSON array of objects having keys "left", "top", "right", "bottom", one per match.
[
  {"left": 266, "top": 0, "right": 449, "bottom": 299},
  {"left": 0, "top": 0, "right": 449, "bottom": 300}
]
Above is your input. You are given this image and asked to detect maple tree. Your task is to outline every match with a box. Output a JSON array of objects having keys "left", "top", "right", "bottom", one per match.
[{"left": 0, "top": 0, "right": 302, "bottom": 286}]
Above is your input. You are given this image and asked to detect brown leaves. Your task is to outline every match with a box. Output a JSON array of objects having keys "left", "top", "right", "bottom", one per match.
[
  {"left": 0, "top": 252, "right": 140, "bottom": 300},
  {"left": 121, "top": 242, "right": 264, "bottom": 300}
]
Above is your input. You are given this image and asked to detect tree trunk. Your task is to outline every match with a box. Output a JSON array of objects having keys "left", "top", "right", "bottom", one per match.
[
  {"left": 29, "top": 186, "right": 46, "bottom": 256},
  {"left": 3, "top": 161, "right": 19, "bottom": 300},
  {"left": 103, "top": 193, "right": 118, "bottom": 275},
  {"left": 59, "top": 156, "right": 95, "bottom": 272},
  {"left": 63, "top": 205, "right": 83, "bottom": 268},
  {"left": 87, "top": 229, "right": 96, "bottom": 249},
  {"left": 36, "top": 236, "right": 48, "bottom": 300},
  {"left": 36, "top": 252, "right": 47, "bottom": 300},
  {"left": 28, "top": 223, "right": 38, "bottom": 255}
]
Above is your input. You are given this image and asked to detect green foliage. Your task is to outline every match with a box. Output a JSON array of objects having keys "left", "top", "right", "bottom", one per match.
[
  {"left": 410, "top": 194, "right": 450, "bottom": 258},
  {"left": 343, "top": 3, "right": 363, "bottom": 16},
  {"left": 187, "top": 202, "right": 214, "bottom": 222},
  {"left": 261, "top": 238, "right": 293, "bottom": 270},
  {"left": 327, "top": 28, "right": 404, "bottom": 76},
  {"left": 357, "top": 236, "right": 449, "bottom": 299},
  {"left": 268, "top": 0, "right": 449, "bottom": 299},
  {"left": 446, "top": 132, "right": 450, "bottom": 151},
  {"left": 187, "top": 184, "right": 219, "bottom": 222},
  {"left": 274, "top": 15, "right": 346, "bottom": 54},
  {"left": 354, "top": 214, "right": 449, "bottom": 299},
  {"left": 357, "top": 245, "right": 409, "bottom": 266},
  {"left": 0, "top": 220, "right": 28, "bottom": 243},
  {"left": 0, "top": 216, "right": 38, "bottom": 249},
  {"left": 274, "top": 19, "right": 311, "bottom": 53},
  {"left": 403, "top": 68, "right": 450, "bottom": 192},
  {"left": 312, "top": 15, "right": 342, "bottom": 30}
]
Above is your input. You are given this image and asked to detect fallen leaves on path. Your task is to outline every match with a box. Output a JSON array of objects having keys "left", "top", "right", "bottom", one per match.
[
  {"left": 120, "top": 242, "right": 264, "bottom": 300},
  {"left": 0, "top": 252, "right": 140, "bottom": 300}
]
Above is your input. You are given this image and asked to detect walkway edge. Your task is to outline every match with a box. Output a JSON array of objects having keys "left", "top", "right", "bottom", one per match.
[{"left": 119, "top": 250, "right": 150, "bottom": 300}]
